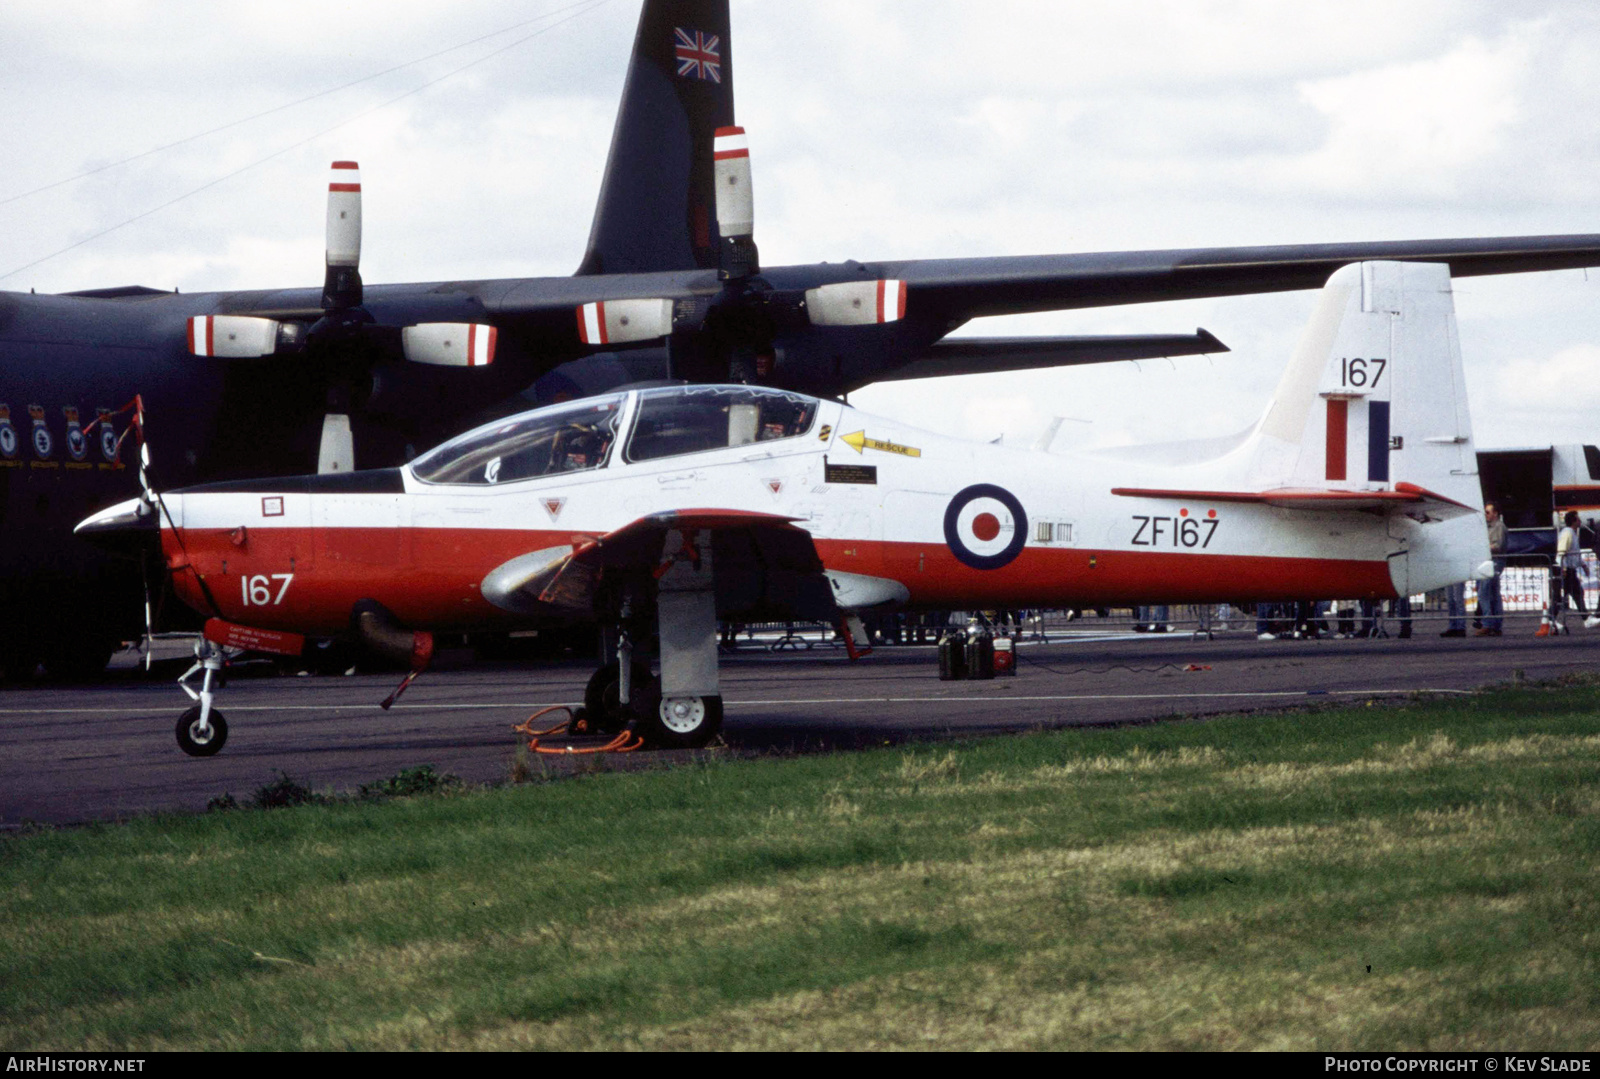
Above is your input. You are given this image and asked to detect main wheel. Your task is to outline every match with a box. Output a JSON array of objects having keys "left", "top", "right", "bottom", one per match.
[
  {"left": 583, "top": 661, "right": 653, "bottom": 734},
  {"left": 176, "top": 706, "right": 228, "bottom": 757},
  {"left": 637, "top": 693, "right": 723, "bottom": 750}
]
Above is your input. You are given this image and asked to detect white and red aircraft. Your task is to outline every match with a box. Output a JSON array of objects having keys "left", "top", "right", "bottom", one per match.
[{"left": 79, "top": 259, "right": 1490, "bottom": 756}]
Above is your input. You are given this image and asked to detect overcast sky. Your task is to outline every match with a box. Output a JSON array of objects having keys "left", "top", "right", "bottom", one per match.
[{"left": 5, "top": 0, "right": 1600, "bottom": 453}]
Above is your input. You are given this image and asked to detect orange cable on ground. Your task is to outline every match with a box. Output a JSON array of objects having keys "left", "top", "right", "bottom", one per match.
[{"left": 513, "top": 705, "right": 644, "bottom": 754}]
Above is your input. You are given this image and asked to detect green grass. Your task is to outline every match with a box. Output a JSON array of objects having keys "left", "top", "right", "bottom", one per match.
[{"left": 3, "top": 684, "right": 1599, "bottom": 1049}]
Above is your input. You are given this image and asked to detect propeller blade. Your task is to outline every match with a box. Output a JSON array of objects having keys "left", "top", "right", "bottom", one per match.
[
  {"left": 713, "top": 126, "right": 758, "bottom": 279},
  {"left": 713, "top": 126, "right": 753, "bottom": 237},
  {"left": 400, "top": 323, "right": 498, "bottom": 367},
  {"left": 317, "top": 413, "right": 354, "bottom": 474},
  {"left": 186, "top": 315, "right": 281, "bottom": 357},
  {"left": 805, "top": 279, "right": 907, "bottom": 326},
  {"left": 576, "top": 299, "right": 674, "bottom": 345},
  {"left": 323, "top": 160, "right": 363, "bottom": 310}
]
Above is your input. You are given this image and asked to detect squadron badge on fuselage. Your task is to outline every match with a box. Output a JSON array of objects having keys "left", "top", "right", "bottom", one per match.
[
  {"left": 0, "top": 405, "right": 17, "bottom": 464},
  {"left": 64, "top": 407, "right": 90, "bottom": 467},
  {"left": 97, "top": 408, "right": 120, "bottom": 466},
  {"left": 28, "top": 405, "right": 53, "bottom": 463}
]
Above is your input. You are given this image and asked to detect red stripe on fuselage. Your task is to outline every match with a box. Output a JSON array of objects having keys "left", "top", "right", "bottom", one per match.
[
  {"left": 817, "top": 539, "right": 1396, "bottom": 607},
  {"left": 166, "top": 523, "right": 1399, "bottom": 636}
]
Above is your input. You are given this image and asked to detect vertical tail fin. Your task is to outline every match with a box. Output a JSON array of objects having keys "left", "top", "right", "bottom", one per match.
[
  {"left": 1251, "top": 260, "right": 1479, "bottom": 512},
  {"left": 575, "top": 0, "right": 733, "bottom": 276},
  {"left": 1247, "top": 260, "right": 1486, "bottom": 594}
]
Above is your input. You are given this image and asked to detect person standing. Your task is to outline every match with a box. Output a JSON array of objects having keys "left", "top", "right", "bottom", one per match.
[
  {"left": 1587, "top": 519, "right": 1600, "bottom": 630},
  {"left": 1477, "top": 503, "right": 1505, "bottom": 636},
  {"left": 1441, "top": 582, "right": 1467, "bottom": 637},
  {"left": 1558, "top": 511, "right": 1590, "bottom": 624}
]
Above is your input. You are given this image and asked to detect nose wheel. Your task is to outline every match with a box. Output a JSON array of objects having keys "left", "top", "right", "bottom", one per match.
[{"left": 176, "top": 706, "right": 229, "bottom": 757}]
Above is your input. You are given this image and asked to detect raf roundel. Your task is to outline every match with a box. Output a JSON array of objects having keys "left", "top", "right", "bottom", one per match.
[{"left": 943, "top": 484, "right": 1028, "bottom": 570}]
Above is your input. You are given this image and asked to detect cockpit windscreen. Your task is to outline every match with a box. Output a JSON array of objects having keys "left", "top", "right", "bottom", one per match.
[{"left": 410, "top": 395, "right": 624, "bottom": 486}]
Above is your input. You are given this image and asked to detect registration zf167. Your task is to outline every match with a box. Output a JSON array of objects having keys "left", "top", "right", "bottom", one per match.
[{"left": 1131, "top": 514, "right": 1218, "bottom": 548}]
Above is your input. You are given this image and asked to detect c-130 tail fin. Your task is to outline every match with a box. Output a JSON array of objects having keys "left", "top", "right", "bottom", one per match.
[{"left": 575, "top": 0, "right": 733, "bottom": 276}]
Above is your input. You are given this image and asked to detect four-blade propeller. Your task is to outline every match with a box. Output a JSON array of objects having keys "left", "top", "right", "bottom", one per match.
[
  {"left": 185, "top": 161, "right": 497, "bottom": 471},
  {"left": 572, "top": 127, "right": 908, "bottom": 380}
]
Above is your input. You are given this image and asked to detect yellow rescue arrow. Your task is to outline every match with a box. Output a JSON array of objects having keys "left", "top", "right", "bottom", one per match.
[{"left": 841, "top": 430, "right": 921, "bottom": 458}]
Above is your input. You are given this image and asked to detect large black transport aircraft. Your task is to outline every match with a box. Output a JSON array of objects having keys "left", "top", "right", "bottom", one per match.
[{"left": 8, "top": 0, "right": 1600, "bottom": 677}]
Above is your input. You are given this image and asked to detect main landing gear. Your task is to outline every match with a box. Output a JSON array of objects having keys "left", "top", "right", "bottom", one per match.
[
  {"left": 570, "top": 528, "right": 728, "bottom": 750},
  {"left": 579, "top": 659, "right": 725, "bottom": 749}
]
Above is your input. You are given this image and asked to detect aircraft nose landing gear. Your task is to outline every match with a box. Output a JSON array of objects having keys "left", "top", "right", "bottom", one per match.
[{"left": 174, "top": 637, "right": 230, "bottom": 757}]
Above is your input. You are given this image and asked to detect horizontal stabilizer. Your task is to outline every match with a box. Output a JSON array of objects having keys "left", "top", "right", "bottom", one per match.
[
  {"left": 871, "top": 330, "right": 1226, "bottom": 385},
  {"left": 1111, "top": 481, "right": 1476, "bottom": 520}
]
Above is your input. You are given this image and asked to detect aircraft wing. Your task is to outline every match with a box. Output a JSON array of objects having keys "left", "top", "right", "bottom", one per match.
[
  {"left": 481, "top": 508, "right": 837, "bottom": 620},
  {"left": 884, "top": 234, "right": 1600, "bottom": 321},
  {"left": 1112, "top": 482, "right": 1478, "bottom": 520}
]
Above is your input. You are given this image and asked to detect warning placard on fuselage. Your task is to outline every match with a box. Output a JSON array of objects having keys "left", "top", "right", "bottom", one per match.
[{"left": 825, "top": 462, "right": 877, "bottom": 485}]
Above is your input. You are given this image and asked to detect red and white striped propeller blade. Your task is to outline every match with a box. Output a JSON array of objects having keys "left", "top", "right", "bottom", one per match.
[
  {"left": 186, "top": 315, "right": 281, "bottom": 357},
  {"left": 575, "top": 299, "right": 674, "bottom": 345},
  {"left": 713, "top": 126, "right": 753, "bottom": 239},
  {"left": 804, "top": 279, "right": 907, "bottom": 326},
  {"left": 400, "top": 323, "right": 498, "bottom": 367},
  {"left": 325, "top": 160, "right": 361, "bottom": 269}
]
